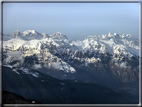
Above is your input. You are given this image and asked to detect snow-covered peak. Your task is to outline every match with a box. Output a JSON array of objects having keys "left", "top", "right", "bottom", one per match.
[
  {"left": 23, "top": 30, "right": 37, "bottom": 35},
  {"left": 108, "top": 32, "right": 114, "bottom": 38},
  {"left": 13, "top": 30, "right": 21, "bottom": 38},
  {"left": 81, "top": 33, "right": 138, "bottom": 57},
  {"left": 114, "top": 33, "right": 120, "bottom": 38},
  {"left": 126, "top": 34, "right": 132, "bottom": 38},
  {"left": 121, "top": 34, "right": 133, "bottom": 39},
  {"left": 12, "top": 30, "right": 45, "bottom": 40},
  {"left": 86, "top": 33, "right": 136, "bottom": 42},
  {"left": 51, "top": 32, "right": 68, "bottom": 40}
]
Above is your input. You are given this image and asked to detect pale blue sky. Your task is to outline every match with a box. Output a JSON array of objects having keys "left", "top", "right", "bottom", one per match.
[{"left": 3, "top": 3, "right": 139, "bottom": 40}]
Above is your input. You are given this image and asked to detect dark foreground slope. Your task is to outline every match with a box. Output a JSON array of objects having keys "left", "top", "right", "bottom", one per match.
[
  {"left": 2, "top": 66, "right": 133, "bottom": 104},
  {"left": 3, "top": 91, "right": 41, "bottom": 104}
]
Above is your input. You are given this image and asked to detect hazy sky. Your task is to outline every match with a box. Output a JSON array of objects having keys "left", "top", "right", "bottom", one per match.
[{"left": 3, "top": 3, "right": 139, "bottom": 40}]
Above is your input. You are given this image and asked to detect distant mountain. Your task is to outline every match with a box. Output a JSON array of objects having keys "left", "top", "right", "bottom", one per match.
[
  {"left": 51, "top": 32, "right": 68, "bottom": 40},
  {"left": 2, "top": 33, "right": 12, "bottom": 41},
  {"left": 3, "top": 65, "right": 134, "bottom": 104},
  {"left": 12, "top": 30, "right": 67, "bottom": 40},
  {"left": 2, "top": 30, "right": 139, "bottom": 103},
  {"left": 12, "top": 30, "right": 47, "bottom": 40}
]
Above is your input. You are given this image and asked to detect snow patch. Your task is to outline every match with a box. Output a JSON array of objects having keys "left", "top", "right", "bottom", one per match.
[
  {"left": 32, "top": 73, "right": 39, "bottom": 77},
  {"left": 60, "top": 82, "right": 65, "bottom": 86},
  {"left": 20, "top": 67, "right": 39, "bottom": 78},
  {"left": 3, "top": 64, "right": 13, "bottom": 68},
  {"left": 12, "top": 69, "right": 20, "bottom": 75}
]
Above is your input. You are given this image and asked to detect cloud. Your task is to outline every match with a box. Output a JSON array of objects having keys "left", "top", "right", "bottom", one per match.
[
  {"left": 51, "top": 62, "right": 62, "bottom": 69},
  {"left": 7, "top": 51, "right": 22, "bottom": 57},
  {"left": 114, "top": 61, "right": 129, "bottom": 68},
  {"left": 33, "top": 64, "right": 41, "bottom": 69},
  {"left": 5, "top": 51, "right": 24, "bottom": 64},
  {"left": 120, "top": 62, "right": 127, "bottom": 68}
]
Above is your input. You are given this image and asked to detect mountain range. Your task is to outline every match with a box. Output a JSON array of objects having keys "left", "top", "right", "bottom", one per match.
[{"left": 2, "top": 30, "right": 139, "bottom": 104}]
